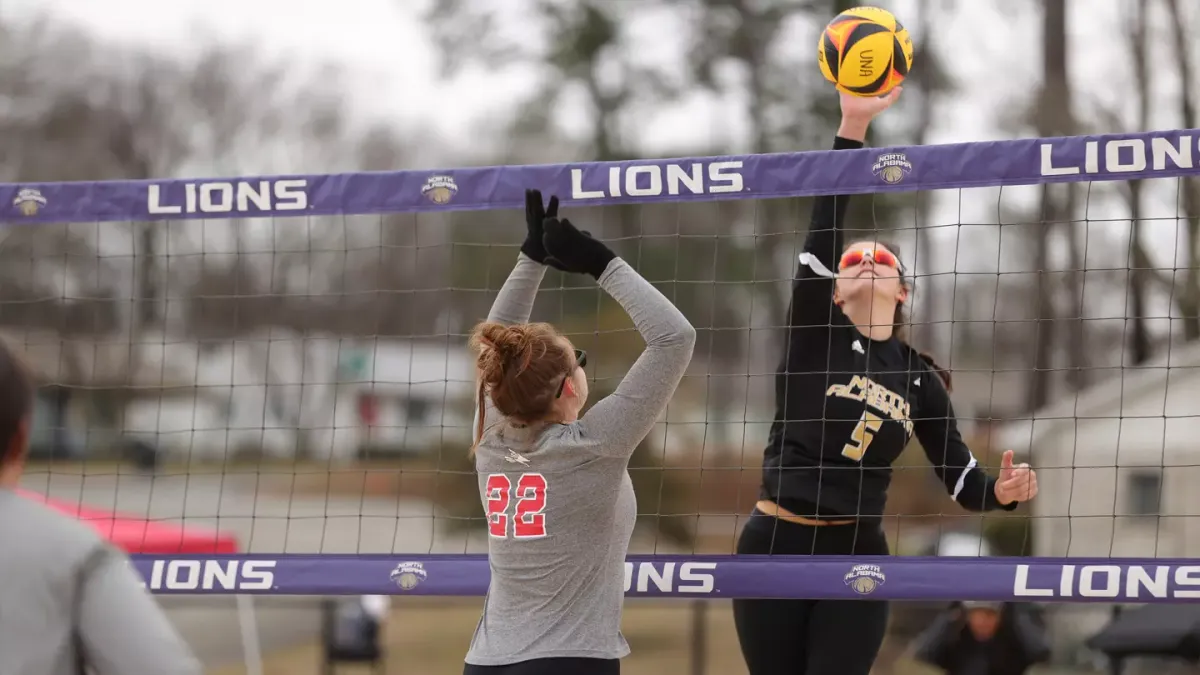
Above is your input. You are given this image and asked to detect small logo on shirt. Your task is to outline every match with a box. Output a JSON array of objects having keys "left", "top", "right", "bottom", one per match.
[
  {"left": 504, "top": 449, "right": 530, "bottom": 466},
  {"left": 390, "top": 561, "right": 428, "bottom": 591},
  {"left": 845, "top": 564, "right": 886, "bottom": 595},
  {"left": 913, "top": 377, "right": 921, "bottom": 387},
  {"left": 851, "top": 340, "right": 865, "bottom": 355}
]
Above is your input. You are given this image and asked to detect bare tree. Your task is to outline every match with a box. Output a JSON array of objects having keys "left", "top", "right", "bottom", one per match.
[
  {"left": 1162, "top": 0, "right": 1200, "bottom": 341},
  {"left": 1094, "top": 0, "right": 1199, "bottom": 358},
  {"left": 667, "top": 0, "right": 812, "bottom": 334},
  {"left": 904, "top": 0, "right": 954, "bottom": 358},
  {"left": 1124, "top": 0, "right": 1153, "bottom": 365},
  {"left": 1025, "top": 0, "right": 1076, "bottom": 410},
  {"left": 0, "top": 16, "right": 432, "bottom": 465},
  {"left": 0, "top": 20, "right": 390, "bottom": 335}
]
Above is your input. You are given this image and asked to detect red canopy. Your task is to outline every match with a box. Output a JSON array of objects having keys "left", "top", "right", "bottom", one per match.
[{"left": 19, "top": 489, "right": 240, "bottom": 554}]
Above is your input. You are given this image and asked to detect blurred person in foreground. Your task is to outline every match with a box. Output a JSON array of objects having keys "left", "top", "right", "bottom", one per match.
[
  {"left": 911, "top": 600, "right": 1050, "bottom": 675},
  {"left": 462, "top": 190, "right": 696, "bottom": 675},
  {"left": 0, "top": 340, "right": 201, "bottom": 674}
]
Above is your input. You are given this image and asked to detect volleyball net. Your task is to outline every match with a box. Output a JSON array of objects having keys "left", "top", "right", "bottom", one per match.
[{"left": 6, "top": 128, "right": 1200, "bottom": 604}]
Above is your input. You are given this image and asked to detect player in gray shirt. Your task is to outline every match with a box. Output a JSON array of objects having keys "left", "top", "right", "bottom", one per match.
[
  {"left": 0, "top": 341, "right": 201, "bottom": 674},
  {"left": 462, "top": 191, "right": 696, "bottom": 675}
]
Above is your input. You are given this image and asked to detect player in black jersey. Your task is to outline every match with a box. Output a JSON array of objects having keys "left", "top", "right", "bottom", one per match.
[{"left": 733, "top": 89, "right": 1039, "bottom": 675}]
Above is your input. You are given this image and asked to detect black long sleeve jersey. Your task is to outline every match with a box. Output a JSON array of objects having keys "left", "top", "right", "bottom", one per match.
[{"left": 760, "top": 136, "right": 1016, "bottom": 521}]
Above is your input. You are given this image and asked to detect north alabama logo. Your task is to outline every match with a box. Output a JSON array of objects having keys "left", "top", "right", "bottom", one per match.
[
  {"left": 421, "top": 175, "right": 458, "bottom": 204},
  {"left": 844, "top": 564, "right": 886, "bottom": 595},
  {"left": 390, "top": 561, "right": 428, "bottom": 591},
  {"left": 871, "top": 153, "right": 913, "bottom": 185},
  {"left": 12, "top": 188, "right": 47, "bottom": 216}
]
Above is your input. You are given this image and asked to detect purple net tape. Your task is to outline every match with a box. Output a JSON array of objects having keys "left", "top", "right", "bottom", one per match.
[
  {"left": 131, "top": 554, "right": 1200, "bottom": 603},
  {"left": 3, "top": 129, "right": 1198, "bottom": 225}
]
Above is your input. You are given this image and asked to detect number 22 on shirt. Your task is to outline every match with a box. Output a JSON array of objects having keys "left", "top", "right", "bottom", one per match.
[{"left": 486, "top": 473, "right": 549, "bottom": 539}]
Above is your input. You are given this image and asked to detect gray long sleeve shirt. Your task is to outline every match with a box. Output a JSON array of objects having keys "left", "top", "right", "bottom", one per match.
[
  {"left": 465, "top": 254, "right": 696, "bottom": 666},
  {"left": 0, "top": 489, "right": 201, "bottom": 675}
]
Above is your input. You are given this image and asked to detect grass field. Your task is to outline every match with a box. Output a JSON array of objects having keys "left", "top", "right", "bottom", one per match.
[
  {"left": 202, "top": 598, "right": 954, "bottom": 675},
  {"left": 202, "top": 598, "right": 1097, "bottom": 675},
  {"left": 205, "top": 599, "right": 746, "bottom": 675}
]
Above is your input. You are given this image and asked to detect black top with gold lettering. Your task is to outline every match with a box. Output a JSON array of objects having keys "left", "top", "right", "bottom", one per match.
[{"left": 760, "top": 135, "right": 1016, "bottom": 521}]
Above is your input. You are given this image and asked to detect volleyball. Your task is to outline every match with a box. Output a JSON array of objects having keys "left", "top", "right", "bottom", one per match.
[{"left": 817, "top": 6, "right": 913, "bottom": 97}]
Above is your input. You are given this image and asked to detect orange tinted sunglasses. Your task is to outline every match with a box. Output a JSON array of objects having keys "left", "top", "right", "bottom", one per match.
[{"left": 838, "top": 247, "right": 902, "bottom": 272}]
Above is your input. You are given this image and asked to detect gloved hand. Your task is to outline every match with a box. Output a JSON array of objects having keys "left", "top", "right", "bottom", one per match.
[
  {"left": 542, "top": 216, "right": 616, "bottom": 280},
  {"left": 520, "top": 189, "right": 569, "bottom": 272}
]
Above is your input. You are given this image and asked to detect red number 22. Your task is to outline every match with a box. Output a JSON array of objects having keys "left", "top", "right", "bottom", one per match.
[{"left": 485, "top": 473, "right": 548, "bottom": 539}]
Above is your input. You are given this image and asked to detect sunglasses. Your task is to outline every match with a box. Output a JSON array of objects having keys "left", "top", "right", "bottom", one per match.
[
  {"left": 838, "top": 247, "right": 902, "bottom": 272},
  {"left": 556, "top": 349, "right": 587, "bottom": 399}
]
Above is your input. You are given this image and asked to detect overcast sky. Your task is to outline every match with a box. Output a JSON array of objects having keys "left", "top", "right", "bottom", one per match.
[
  {"left": 5, "top": 0, "right": 1178, "bottom": 156},
  {"left": 0, "top": 0, "right": 1060, "bottom": 156}
]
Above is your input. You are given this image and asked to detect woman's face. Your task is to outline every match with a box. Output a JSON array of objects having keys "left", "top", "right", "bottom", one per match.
[
  {"left": 557, "top": 338, "right": 589, "bottom": 414},
  {"left": 833, "top": 240, "right": 906, "bottom": 308}
]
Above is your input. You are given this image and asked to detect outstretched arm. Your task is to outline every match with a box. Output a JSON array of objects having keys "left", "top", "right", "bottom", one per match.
[
  {"left": 485, "top": 253, "right": 547, "bottom": 326},
  {"left": 473, "top": 253, "right": 548, "bottom": 443},
  {"left": 579, "top": 259, "right": 696, "bottom": 457},
  {"left": 538, "top": 215, "right": 696, "bottom": 458},
  {"left": 474, "top": 190, "right": 560, "bottom": 442},
  {"left": 912, "top": 369, "right": 1019, "bottom": 512},
  {"left": 787, "top": 90, "right": 901, "bottom": 332},
  {"left": 488, "top": 189, "right": 560, "bottom": 325},
  {"left": 789, "top": 136, "right": 860, "bottom": 329}
]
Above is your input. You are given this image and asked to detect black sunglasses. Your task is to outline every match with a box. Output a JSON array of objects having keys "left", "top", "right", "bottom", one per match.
[{"left": 555, "top": 349, "right": 587, "bottom": 398}]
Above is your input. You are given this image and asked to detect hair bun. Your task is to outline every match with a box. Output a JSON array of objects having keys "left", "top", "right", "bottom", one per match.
[
  {"left": 475, "top": 323, "right": 540, "bottom": 382},
  {"left": 480, "top": 324, "right": 522, "bottom": 359}
]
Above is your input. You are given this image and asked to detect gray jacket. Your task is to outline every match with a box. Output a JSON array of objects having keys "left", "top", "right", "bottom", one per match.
[{"left": 0, "top": 489, "right": 201, "bottom": 675}]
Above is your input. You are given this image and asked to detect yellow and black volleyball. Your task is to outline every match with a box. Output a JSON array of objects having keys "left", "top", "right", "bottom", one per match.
[{"left": 817, "top": 6, "right": 913, "bottom": 97}]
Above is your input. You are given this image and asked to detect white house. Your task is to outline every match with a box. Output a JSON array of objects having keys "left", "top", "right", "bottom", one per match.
[
  {"left": 995, "top": 340, "right": 1200, "bottom": 655},
  {"left": 117, "top": 331, "right": 475, "bottom": 462},
  {"left": 337, "top": 338, "right": 476, "bottom": 458}
]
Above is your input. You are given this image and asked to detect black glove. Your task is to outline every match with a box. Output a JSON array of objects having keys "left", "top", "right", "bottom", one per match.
[
  {"left": 542, "top": 216, "right": 616, "bottom": 280},
  {"left": 520, "top": 189, "right": 568, "bottom": 271}
]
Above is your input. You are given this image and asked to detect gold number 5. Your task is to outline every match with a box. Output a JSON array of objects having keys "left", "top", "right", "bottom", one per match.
[{"left": 842, "top": 411, "right": 883, "bottom": 461}]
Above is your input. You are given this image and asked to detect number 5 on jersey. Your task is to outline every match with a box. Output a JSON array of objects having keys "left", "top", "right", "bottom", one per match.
[
  {"left": 842, "top": 411, "right": 883, "bottom": 462},
  {"left": 486, "top": 473, "right": 548, "bottom": 539}
]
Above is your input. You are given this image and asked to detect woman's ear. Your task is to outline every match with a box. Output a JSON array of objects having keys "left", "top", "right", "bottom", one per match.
[
  {"left": 896, "top": 284, "right": 909, "bottom": 305},
  {"left": 563, "top": 379, "right": 576, "bottom": 399}
]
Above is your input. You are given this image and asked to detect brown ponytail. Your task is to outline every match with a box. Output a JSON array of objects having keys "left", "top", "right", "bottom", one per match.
[{"left": 468, "top": 321, "right": 574, "bottom": 450}]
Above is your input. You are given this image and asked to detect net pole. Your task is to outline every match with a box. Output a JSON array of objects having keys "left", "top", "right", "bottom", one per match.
[{"left": 235, "top": 594, "right": 264, "bottom": 675}]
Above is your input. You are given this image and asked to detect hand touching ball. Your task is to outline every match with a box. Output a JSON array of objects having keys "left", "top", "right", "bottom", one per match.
[{"left": 817, "top": 6, "right": 914, "bottom": 97}]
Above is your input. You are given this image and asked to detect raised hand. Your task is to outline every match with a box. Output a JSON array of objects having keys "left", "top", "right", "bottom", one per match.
[
  {"left": 520, "top": 189, "right": 568, "bottom": 271},
  {"left": 837, "top": 86, "right": 902, "bottom": 141},
  {"left": 840, "top": 86, "right": 902, "bottom": 122},
  {"left": 542, "top": 217, "right": 616, "bottom": 281},
  {"left": 994, "top": 449, "right": 1039, "bottom": 505}
]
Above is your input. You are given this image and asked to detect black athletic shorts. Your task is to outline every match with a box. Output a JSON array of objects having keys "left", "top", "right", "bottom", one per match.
[{"left": 464, "top": 657, "right": 620, "bottom": 675}]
